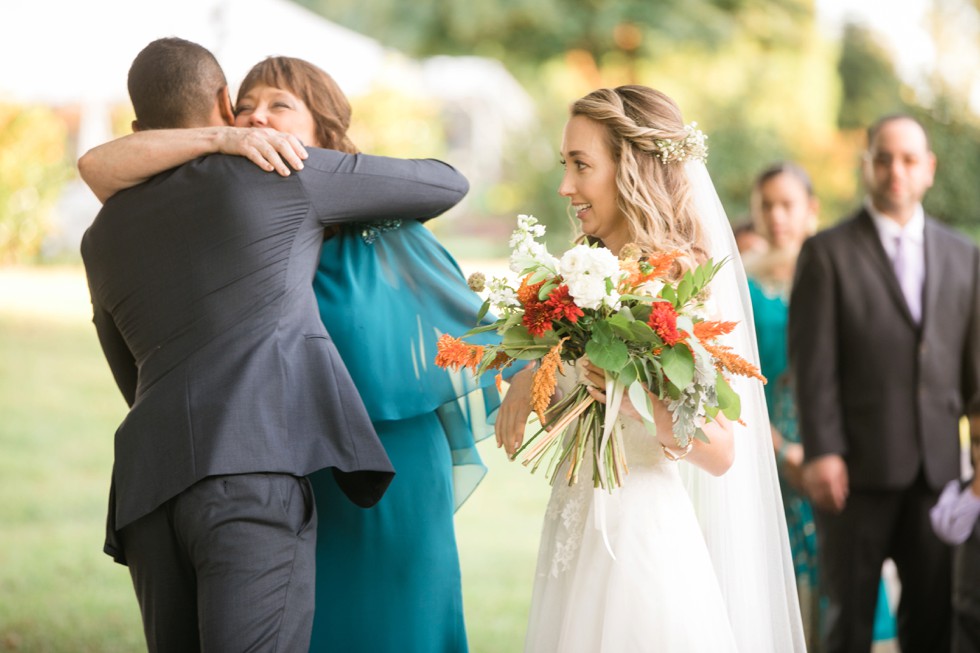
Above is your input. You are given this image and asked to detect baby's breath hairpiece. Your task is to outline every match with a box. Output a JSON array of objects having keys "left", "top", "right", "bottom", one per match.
[{"left": 652, "top": 122, "right": 708, "bottom": 164}]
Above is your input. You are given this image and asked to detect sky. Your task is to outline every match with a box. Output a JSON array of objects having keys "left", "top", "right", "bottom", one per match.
[{"left": 815, "top": 0, "right": 935, "bottom": 82}]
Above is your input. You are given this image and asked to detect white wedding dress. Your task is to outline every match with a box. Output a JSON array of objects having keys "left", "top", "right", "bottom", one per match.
[
  {"left": 523, "top": 161, "right": 806, "bottom": 653},
  {"left": 524, "top": 368, "right": 738, "bottom": 652}
]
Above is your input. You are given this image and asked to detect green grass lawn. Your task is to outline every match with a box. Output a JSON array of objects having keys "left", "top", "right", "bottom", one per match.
[{"left": 0, "top": 267, "right": 550, "bottom": 652}]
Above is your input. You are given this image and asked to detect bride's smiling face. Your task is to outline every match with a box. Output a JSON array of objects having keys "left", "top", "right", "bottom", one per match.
[
  {"left": 235, "top": 85, "right": 320, "bottom": 147},
  {"left": 558, "top": 115, "right": 628, "bottom": 252}
]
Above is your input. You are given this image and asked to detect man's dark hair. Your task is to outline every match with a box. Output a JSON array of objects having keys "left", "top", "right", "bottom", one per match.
[
  {"left": 867, "top": 113, "right": 932, "bottom": 151},
  {"left": 127, "top": 37, "right": 227, "bottom": 130}
]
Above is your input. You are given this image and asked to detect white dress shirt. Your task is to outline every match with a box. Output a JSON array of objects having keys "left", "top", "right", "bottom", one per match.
[{"left": 866, "top": 198, "right": 926, "bottom": 321}]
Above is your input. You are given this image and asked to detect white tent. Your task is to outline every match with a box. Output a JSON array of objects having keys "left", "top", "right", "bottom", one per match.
[
  {"left": 0, "top": 0, "right": 393, "bottom": 106},
  {"left": 1, "top": 0, "right": 538, "bottom": 258}
]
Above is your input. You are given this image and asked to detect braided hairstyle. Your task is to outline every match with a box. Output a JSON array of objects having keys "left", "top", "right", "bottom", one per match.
[
  {"left": 237, "top": 57, "right": 358, "bottom": 154},
  {"left": 570, "top": 86, "right": 707, "bottom": 277}
]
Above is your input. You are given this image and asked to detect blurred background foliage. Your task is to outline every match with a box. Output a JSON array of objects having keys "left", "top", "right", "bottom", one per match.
[
  {"left": 0, "top": 104, "right": 71, "bottom": 264},
  {"left": 295, "top": 0, "right": 980, "bottom": 247},
  {"left": 1, "top": 0, "right": 978, "bottom": 262}
]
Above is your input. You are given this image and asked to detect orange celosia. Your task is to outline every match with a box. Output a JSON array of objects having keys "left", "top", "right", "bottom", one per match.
[
  {"left": 435, "top": 334, "right": 485, "bottom": 374},
  {"left": 693, "top": 320, "right": 738, "bottom": 342},
  {"left": 700, "top": 339, "right": 766, "bottom": 383},
  {"left": 517, "top": 274, "right": 545, "bottom": 306},
  {"left": 642, "top": 251, "right": 683, "bottom": 280},
  {"left": 532, "top": 339, "right": 567, "bottom": 422}
]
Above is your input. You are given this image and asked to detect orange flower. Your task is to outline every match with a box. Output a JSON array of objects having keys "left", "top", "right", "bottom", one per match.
[
  {"left": 648, "top": 302, "right": 682, "bottom": 346},
  {"left": 517, "top": 274, "right": 545, "bottom": 306},
  {"left": 693, "top": 320, "right": 737, "bottom": 342},
  {"left": 642, "top": 251, "right": 683, "bottom": 281},
  {"left": 495, "top": 373, "right": 504, "bottom": 392},
  {"left": 435, "top": 334, "right": 485, "bottom": 374},
  {"left": 532, "top": 339, "right": 567, "bottom": 422},
  {"left": 700, "top": 340, "right": 766, "bottom": 383}
]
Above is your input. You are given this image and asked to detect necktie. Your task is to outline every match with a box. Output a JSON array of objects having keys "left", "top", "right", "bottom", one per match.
[{"left": 893, "top": 232, "right": 921, "bottom": 323}]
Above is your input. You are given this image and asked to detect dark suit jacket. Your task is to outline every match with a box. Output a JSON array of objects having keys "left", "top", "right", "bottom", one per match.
[
  {"left": 789, "top": 208, "right": 980, "bottom": 492},
  {"left": 81, "top": 149, "right": 469, "bottom": 559}
]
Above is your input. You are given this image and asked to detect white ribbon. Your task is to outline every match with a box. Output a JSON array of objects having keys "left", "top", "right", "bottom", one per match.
[{"left": 592, "top": 376, "right": 627, "bottom": 558}]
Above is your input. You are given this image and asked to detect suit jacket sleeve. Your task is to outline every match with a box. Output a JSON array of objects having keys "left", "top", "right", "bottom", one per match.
[
  {"left": 963, "top": 245, "right": 980, "bottom": 415},
  {"left": 299, "top": 152, "right": 469, "bottom": 226},
  {"left": 91, "top": 301, "right": 137, "bottom": 408},
  {"left": 789, "top": 236, "right": 848, "bottom": 460}
]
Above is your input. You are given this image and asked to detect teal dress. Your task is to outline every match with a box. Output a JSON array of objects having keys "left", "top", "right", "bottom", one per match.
[
  {"left": 749, "top": 276, "right": 896, "bottom": 648},
  {"left": 308, "top": 220, "right": 509, "bottom": 652}
]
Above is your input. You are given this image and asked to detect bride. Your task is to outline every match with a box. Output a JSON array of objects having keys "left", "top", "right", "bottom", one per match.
[{"left": 496, "top": 86, "right": 806, "bottom": 652}]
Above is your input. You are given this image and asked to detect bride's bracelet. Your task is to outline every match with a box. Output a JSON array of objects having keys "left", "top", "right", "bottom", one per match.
[{"left": 661, "top": 440, "right": 694, "bottom": 461}]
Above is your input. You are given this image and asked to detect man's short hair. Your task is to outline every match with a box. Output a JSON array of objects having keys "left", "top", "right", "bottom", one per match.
[
  {"left": 127, "top": 37, "right": 227, "bottom": 130},
  {"left": 866, "top": 114, "right": 932, "bottom": 152}
]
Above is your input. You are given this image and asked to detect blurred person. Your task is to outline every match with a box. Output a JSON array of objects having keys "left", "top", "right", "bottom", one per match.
[
  {"left": 931, "top": 417, "right": 980, "bottom": 653},
  {"left": 790, "top": 114, "right": 980, "bottom": 653},
  {"left": 496, "top": 86, "right": 806, "bottom": 652},
  {"left": 81, "top": 50, "right": 513, "bottom": 653},
  {"left": 747, "top": 162, "right": 898, "bottom": 651},
  {"left": 79, "top": 39, "right": 476, "bottom": 652},
  {"left": 746, "top": 162, "right": 821, "bottom": 648},
  {"left": 733, "top": 217, "right": 769, "bottom": 262}
]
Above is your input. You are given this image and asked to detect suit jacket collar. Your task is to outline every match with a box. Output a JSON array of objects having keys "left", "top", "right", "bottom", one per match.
[{"left": 853, "top": 209, "right": 919, "bottom": 328}]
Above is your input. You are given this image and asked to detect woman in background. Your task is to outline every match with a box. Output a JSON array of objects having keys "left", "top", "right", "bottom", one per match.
[
  {"left": 746, "top": 162, "right": 896, "bottom": 651},
  {"left": 78, "top": 56, "right": 509, "bottom": 652}
]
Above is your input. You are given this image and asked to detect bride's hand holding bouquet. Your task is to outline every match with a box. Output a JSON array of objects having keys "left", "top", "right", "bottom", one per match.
[{"left": 436, "top": 214, "right": 764, "bottom": 490}]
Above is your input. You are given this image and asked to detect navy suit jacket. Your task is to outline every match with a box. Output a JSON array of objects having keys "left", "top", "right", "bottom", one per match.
[{"left": 81, "top": 149, "right": 469, "bottom": 560}]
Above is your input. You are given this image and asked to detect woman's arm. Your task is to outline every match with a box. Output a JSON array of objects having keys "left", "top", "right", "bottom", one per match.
[
  {"left": 583, "top": 362, "right": 735, "bottom": 476},
  {"left": 78, "top": 127, "right": 308, "bottom": 203}
]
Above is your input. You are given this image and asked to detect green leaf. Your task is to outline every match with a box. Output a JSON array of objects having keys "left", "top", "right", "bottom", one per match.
[
  {"left": 607, "top": 313, "right": 635, "bottom": 340},
  {"left": 475, "top": 299, "right": 490, "bottom": 324},
  {"left": 528, "top": 268, "right": 551, "bottom": 284},
  {"left": 502, "top": 325, "right": 536, "bottom": 349},
  {"left": 660, "top": 344, "right": 695, "bottom": 390},
  {"left": 613, "top": 359, "right": 639, "bottom": 386},
  {"left": 629, "top": 320, "right": 660, "bottom": 344},
  {"left": 537, "top": 281, "right": 557, "bottom": 301},
  {"left": 715, "top": 372, "right": 742, "bottom": 420},
  {"left": 660, "top": 285, "right": 677, "bottom": 305},
  {"left": 590, "top": 319, "right": 614, "bottom": 344},
  {"left": 463, "top": 322, "right": 502, "bottom": 336},
  {"left": 585, "top": 337, "right": 629, "bottom": 372},
  {"left": 676, "top": 274, "right": 693, "bottom": 306}
]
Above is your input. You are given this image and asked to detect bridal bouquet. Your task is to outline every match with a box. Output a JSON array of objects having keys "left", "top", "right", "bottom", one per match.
[{"left": 436, "top": 214, "right": 764, "bottom": 489}]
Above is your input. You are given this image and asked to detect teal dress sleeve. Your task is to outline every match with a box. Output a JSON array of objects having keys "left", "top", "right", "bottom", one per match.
[{"left": 313, "top": 219, "right": 516, "bottom": 508}]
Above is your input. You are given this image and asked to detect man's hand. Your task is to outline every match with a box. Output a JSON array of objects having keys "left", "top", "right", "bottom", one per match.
[
  {"left": 803, "top": 454, "right": 849, "bottom": 513},
  {"left": 495, "top": 366, "right": 535, "bottom": 458},
  {"left": 216, "top": 127, "right": 308, "bottom": 177}
]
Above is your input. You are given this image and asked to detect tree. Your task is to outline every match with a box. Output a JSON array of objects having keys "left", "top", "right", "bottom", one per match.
[{"left": 0, "top": 105, "right": 71, "bottom": 264}]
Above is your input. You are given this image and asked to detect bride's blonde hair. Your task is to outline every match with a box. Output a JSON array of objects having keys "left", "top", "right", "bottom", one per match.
[{"left": 570, "top": 86, "right": 708, "bottom": 277}]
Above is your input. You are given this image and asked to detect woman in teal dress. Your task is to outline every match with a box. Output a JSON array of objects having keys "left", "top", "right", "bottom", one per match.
[
  {"left": 82, "top": 55, "right": 510, "bottom": 652},
  {"left": 747, "top": 162, "right": 895, "bottom": 651},
  {"left": 234, "top": 57, "right": 514, "bottom": 652}
]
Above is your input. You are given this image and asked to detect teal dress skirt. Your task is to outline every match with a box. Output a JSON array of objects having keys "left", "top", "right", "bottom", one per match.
[
  {"left": 308, "top": 220, "right": 512, "bottom": 652},
  {"left": 748, "top": 277, "right": 896, "bottom": 649}
]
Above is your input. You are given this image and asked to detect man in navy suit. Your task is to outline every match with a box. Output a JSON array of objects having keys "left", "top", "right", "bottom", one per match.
[
  {"left": 81, "top": 38, "right": 469, "bottom": 651},
  {"left": 790, "top": 114, "right": 980, "bottom": 653}
]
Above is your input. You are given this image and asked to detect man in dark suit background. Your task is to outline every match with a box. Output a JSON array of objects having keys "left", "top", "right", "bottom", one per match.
[
  {"left": 80, "top": 38, "right": 470, "bottom": 651},
  {"left": 790, "top": 114, "right": 980, "bottom": 653}
]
